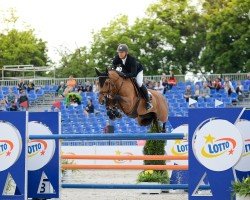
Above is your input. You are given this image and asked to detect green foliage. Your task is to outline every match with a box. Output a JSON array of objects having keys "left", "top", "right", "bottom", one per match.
[
  {"left": 0, "top": 9, "right": 49, "bottom": 71},
  {"left": 137, "top": 121, "right": 169, "bottom": 183},
  {"left": 232, "top": 176, "right": 250, "bottom": 197},
  {"left": 143, "top": 121, "right": 166, "bottom": 166},
  {"left": 143, "top": 139, "right": 166, "bottom": 166},
  {"left": 2, "top": 0, "right": 248, "bottom": 76},
  {"left": 65, "top": 92, "right": 82, "bottom": 106},
  {"left": 200, "top": 0, "right": 250, "bottom": 73},
  {"left": 61, "top": 157, "right": 78, "bottom": 176},
  {"left": 56, "top": 47, "right": 96, "bottom": 78},
  {"left": 137, "top": 170, "right": 169, "bottom": 184},
  {"left": 0, "top": 29, "right": 49, "bottom": 67},
  {"left": 90, "top": 15, "right": 131, "bottom": 72}
]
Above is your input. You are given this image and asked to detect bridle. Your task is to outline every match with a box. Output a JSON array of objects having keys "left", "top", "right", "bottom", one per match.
[{"left": 100, "top": 74, "right": 124, "bottom": 108}]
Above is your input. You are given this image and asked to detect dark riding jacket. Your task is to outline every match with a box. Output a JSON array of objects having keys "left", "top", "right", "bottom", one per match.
[{"left": 112, "top": 54, "right": 143, "bottom": 78}]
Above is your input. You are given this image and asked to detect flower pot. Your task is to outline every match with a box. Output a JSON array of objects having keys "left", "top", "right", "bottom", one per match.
[
  {"left": 236, "top": 195, "right": 250, "bottom": 200},
  {"left": 137, "top": 182, "right": 161, "bottom": 194}
]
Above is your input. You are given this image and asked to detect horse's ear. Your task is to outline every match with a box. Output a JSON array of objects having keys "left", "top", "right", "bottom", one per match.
[{"left": 95, "top": 67, "right": 102, "bottom": 76}]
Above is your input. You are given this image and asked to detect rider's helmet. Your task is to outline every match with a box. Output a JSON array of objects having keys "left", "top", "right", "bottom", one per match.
[{"left": 117, "top": 44, "right": 129, "bottom": 52}]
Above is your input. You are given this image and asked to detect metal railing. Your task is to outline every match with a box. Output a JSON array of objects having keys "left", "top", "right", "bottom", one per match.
[{"left": 0, "top": 73, "right": 249, "bottom": 87}]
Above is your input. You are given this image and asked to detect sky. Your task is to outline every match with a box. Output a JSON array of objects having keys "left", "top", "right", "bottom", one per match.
[{"left": 0, "top": 0, "right": 157, "bottom": 63}]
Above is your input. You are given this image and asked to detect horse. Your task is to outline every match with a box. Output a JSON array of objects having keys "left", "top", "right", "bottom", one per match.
[{"left": 95, "top": 68, "right": 168, "bottom": 132}]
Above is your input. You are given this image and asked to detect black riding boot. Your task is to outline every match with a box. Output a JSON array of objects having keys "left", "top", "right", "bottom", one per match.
[{"left": 140, "top": 85, "right": 153, "bottom": 110}]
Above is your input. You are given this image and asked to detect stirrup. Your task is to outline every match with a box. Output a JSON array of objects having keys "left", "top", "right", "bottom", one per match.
[{"left": 146, "top": 102, "right": 153, "bottom": 110}]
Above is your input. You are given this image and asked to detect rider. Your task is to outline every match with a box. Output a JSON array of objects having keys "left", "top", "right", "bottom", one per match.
[{"left": 112, "top": 44, "right": 153, "bottom": 110}]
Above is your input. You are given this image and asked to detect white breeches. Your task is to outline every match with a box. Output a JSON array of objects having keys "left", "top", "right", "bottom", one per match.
[{"left": 136, "top": 71, "right": 143, "bottom": 87}]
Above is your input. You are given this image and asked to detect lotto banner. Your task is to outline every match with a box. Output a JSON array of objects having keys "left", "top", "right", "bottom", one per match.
[
  {"left": 28, "top": 112, "right": 60, "bottom": 199},
  {"left": 234, "top": 109, "right": 250, "bottom": 180},
  {"left": 0, "top": 112, "right": 28, "bottom": 200},
  {"left": 189, "top": 108, "right": 245, "bottom": 200},
  {"left": 166, "top": 117, "right": 188, "bottom": 185}
]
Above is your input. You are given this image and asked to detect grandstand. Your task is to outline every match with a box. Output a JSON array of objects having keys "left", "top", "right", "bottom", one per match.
[{"left": 0, "top": 72, "right": 250, "bottom": 142}]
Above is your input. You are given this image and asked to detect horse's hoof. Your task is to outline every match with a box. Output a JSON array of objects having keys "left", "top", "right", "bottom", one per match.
[
  {"left": 116, "top": 112, "right": 122, "bottom": 118},
  {"left": 109, "top": 114, "right": 116, "bottom": 120}
]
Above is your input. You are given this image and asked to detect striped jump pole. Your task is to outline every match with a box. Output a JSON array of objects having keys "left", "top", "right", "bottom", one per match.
[
  {"left": 29, "top": 133, "right": 186, "bottom": 140},
  {"left": 61, "top": 164, "right": 188, "bottom": 170},
  {"left": 61, "top": 155, "right": 188, "bottom": 160},
  {"left": 61, "top": 183, "right": 210, "bottom": 190}
]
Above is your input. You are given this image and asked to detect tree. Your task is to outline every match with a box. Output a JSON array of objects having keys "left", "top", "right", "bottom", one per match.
[
  {"left": 199, "top": 0, "right": 250, "bottom": 73},
  {"left": 88, "top": 0, "right": 207, "bottom": 75},
  {"left": 90, "top": 15, "right": 131, "bottom": 72},
  {"left": 57, "top": 0, "right": 249, "bottom": 76},
  {"left": 0, "top": 9, "right": 50, "bottom": 71},
  {"left": 0, "top": 29, "right": 49, "bottom": 67},
  {"left": 56, "top": 47, "right": 96, "bottom": 78},
  {"left": 145, "top": 0, "right": 207, "bottom": 74}
]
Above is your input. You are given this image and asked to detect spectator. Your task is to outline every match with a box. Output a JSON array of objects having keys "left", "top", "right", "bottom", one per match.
[
  {"left": 223, "top": 77, "right": 235, "bottom": 93},
  {"left": 206, "top": 77, "right": 214, "bottom": 89},
  {"left": 200, "top": 82, "right": 211, "bottom": 99},
  {"left": 144, "top": 79, "right": 150, "bottom": 88},
  {"left": 83, "top": 81, "right": 93, "bottom": 92},
  {"left": 162, "top": 71, "right": 177, "bottom": 93},
  {"left": 17, "top": 79, "right": 26, "bottom": 91},
  {"left": 66, "top": 93, "right": 81, "bottom": 107},
  {"left": 213, "top": 77, "right": 223, "bottom": 91},
  {"left": 18, "top": 89, "right": 29, "bottom": 111},
  {"left": 194, "top": 73, "right": 206, "bottom": 85},
  {"left": 93, "top": 80, "right": 99, "bottom": 93},
  {"left": 0, "top": 99, "right": 6, "bottom": 111},
  {"left": 224, "top": 81, "right": 234, "bottom": 96},
  {"left": 103, "top": 120, "right": 114, "bottom": 133},
  {"left": 235, "top": 80, "right": 244, "bottom": 101},
  {"left": 147, "top": 80, "right": 154, "bottom": 90},
  {"left": 77, "top": 82, "right": 84, "bottom": 93},
  {"left": 154, "top": 81, "right": 164, "bottom": 93},
  {"left": 6, "top": 88, "right": 17, "bottom": 105},
  {"left": 167, "top": 70, "right": 177, "bottom": 90},
  {"left": 84, "top": 99, "right": 94, "bottom": 116},
  {"left": 9, "top": 101, "right": 18, "bottom": 111},
  {"left": 193, "top": 84, "right": 201, "bottom": 100},
  {"left": 56, "top": 81, "right": 66, "bottom": 97},
  {"left": 161, "top": 73, "right": 168, "bottom": 94},
  {"left": 27, "top": 79, "right": 35, "bottom": 93},
  {"left": 184, "top": 85, "right": 193, "bottom": 102},
  {"left": 63, "top": 75, "right": 77, "bottom": 96},
  {"left": 6, "top": 88, "right": 17, "bottom": 111}
]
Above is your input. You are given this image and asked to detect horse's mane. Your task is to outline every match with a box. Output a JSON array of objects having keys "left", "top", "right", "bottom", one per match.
[{"left": 97, "top": 68, "right": 121, "bottom": 87}]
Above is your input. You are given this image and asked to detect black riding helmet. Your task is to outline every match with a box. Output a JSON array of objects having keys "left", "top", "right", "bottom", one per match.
[{"left": 117, "top": 44, "right": 128, "bottom": 52}]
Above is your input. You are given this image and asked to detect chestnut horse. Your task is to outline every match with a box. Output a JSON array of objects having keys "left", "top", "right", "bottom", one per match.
[{"left": 96, "top": 68, "right": 168, "bottom": 132}]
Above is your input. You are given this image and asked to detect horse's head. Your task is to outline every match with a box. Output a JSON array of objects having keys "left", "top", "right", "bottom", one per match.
[{"left": 95, "top": 67, "right": 122, "bottom": 105}]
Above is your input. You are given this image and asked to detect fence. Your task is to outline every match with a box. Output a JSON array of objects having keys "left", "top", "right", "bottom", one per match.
[{"left": 0, "top": 73, "right": 249, "bottom": 87}]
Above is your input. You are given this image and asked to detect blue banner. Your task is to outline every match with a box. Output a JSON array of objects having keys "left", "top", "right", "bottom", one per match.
[
  {"left": 189, "top": 108, "right": 244, "bottom": 200},
  {"left": 0, "top": 112, "right": 28, "bottom": 200},
  {"left": 28, "top": 112, "right": 60, "bottom": 199}
]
